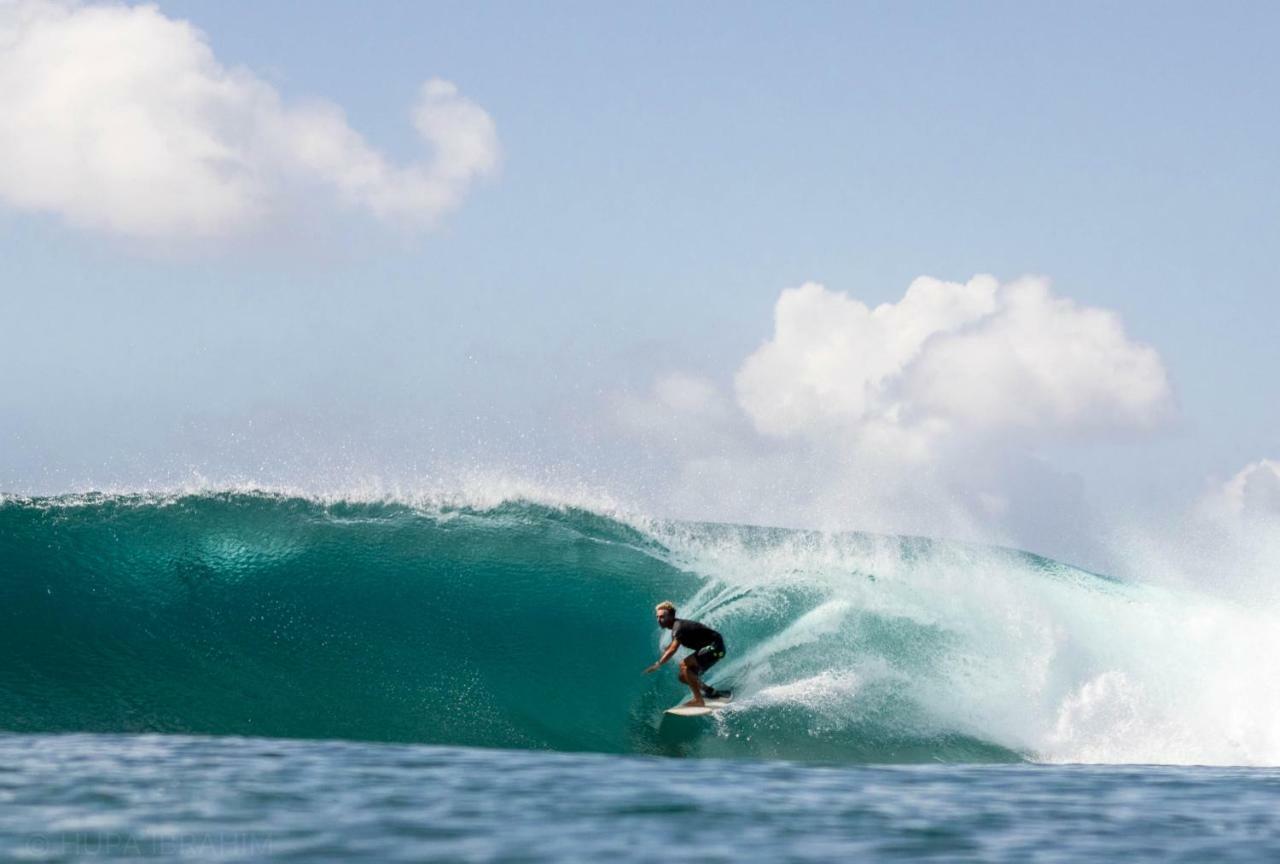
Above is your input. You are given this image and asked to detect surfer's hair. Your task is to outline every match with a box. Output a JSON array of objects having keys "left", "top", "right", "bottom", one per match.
[{"left": 655, "top": 601, "right": 676, "bottom": 615}]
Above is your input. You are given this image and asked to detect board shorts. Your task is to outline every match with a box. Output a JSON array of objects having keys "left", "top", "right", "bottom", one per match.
[{"left": 687, "top": 643, "right": 726, "bottom": 675}]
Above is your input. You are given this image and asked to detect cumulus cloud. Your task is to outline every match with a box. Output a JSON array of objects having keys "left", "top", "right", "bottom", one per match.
[
  {"left": 0, "top": 0, "right": 499, "bottom": 241},
  {"left": 736, "top": 275, "right": 1172, "bottom": 451},
  {"left": 615, "top": 274, "right": 1174, "bottom": 563},
  {"left": 1208, "top": 460, "right": 1280, "bottom": 521},
  {"left": 1107, "top": 458, "right": 1280, "bottom": 599}
]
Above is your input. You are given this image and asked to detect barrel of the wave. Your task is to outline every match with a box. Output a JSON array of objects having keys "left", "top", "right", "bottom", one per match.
[{"left": 0, "top": 493, "right": 698, "bottom": 751}]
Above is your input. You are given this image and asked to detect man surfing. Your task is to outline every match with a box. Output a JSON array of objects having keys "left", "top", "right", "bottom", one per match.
[{"left": 643, "top": 601, "right": 730, "bottom": 707}]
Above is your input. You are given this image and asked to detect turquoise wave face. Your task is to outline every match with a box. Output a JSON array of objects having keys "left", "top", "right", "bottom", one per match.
[
  {"left": 0, "top": 493, "right": 698, "bottom": 753},
  {"left": 4, "top": 491, "right": 1274, "bottom": 765}
]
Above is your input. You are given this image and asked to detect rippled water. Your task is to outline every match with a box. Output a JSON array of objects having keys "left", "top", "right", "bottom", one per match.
[{"left": 3, "top": 733, "right": 1279, "bottom": 862}]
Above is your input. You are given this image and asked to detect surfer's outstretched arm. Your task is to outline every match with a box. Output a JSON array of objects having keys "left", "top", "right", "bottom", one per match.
[{"left": 643, "top": 638, "right": 679, "bottom": 674}]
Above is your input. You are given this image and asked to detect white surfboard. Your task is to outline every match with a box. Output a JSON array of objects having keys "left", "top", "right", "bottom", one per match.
[{"left": 664, "top": 695, "right": 733, "bottom": 717}]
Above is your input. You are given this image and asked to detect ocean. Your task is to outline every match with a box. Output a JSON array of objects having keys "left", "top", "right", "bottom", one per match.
[
  {"left": 3, "top": 490, "right": 1279, "bottom": 860},
  {"left": 4, "top": 734, "right": 1280, "bottom": 861}
]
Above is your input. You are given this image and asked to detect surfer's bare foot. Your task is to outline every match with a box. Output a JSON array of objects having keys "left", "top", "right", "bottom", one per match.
[{"left": 684, "top": 698, "right": 706, "bottom": 708}]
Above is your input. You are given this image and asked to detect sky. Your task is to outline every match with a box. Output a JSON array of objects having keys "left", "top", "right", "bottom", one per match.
[{"left": 1, "top": 0, "right": 1278, "bottom": 575}]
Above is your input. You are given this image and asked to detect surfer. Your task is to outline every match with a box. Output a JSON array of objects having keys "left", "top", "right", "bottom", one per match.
[{"left": 643, "top": 601, "right": 729, "bottom": 707}]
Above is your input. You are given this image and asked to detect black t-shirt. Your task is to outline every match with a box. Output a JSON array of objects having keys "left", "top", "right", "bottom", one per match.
[{"left": 671, "top": 618, "right": 723, "bottom": 652}]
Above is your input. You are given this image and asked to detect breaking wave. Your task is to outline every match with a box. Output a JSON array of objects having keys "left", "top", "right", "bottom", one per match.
[{"left": 2, "top": 490, "right": 1278, "bottom": 765}]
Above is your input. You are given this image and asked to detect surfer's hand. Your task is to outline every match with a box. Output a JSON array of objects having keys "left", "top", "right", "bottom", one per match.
[{"left": 643, "top": 663, "right": 659, "bottom": 674}]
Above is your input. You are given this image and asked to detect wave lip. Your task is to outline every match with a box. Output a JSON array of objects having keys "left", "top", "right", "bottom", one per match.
[{"left": 2, "top": 490, "right": 1277, "bottom": 766}]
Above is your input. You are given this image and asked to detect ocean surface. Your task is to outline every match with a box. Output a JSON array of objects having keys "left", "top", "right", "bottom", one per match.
[
  {"left": 3, "top": 490, "right": 1280, "bottom": 859},
  {"left": 4, "top": 733, "right": 1280, "bottom": 862}
]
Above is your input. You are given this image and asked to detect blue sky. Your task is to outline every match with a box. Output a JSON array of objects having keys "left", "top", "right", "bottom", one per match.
[{"left": 2, "top": 1, "right": 1278, "bottom": 569}]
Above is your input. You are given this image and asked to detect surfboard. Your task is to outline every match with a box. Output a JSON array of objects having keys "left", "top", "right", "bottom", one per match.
[{"left": 664, "top": 695, "right": 733, "bottom": 717}]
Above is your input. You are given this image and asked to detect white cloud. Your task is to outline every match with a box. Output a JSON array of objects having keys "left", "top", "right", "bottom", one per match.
[
  {"left": 736, "top": 275, "right": 1171, "bottom": 450},
  {"left": 0, "top": 0, "right": 499, "bottom": 241},
  {"left": 1109, "top": 459, "right": 1280, "bottom": 599},
  {"left": 735, "top": 276, "right": 996, "bottom": 438},
  {"left": 1210, "top": 460, "right": 1280, "bottom": 521}
]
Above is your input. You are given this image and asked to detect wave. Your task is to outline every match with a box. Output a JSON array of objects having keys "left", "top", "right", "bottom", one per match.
[{"left": 2, "top": 490, "right": 1278, "bottom": 765}]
